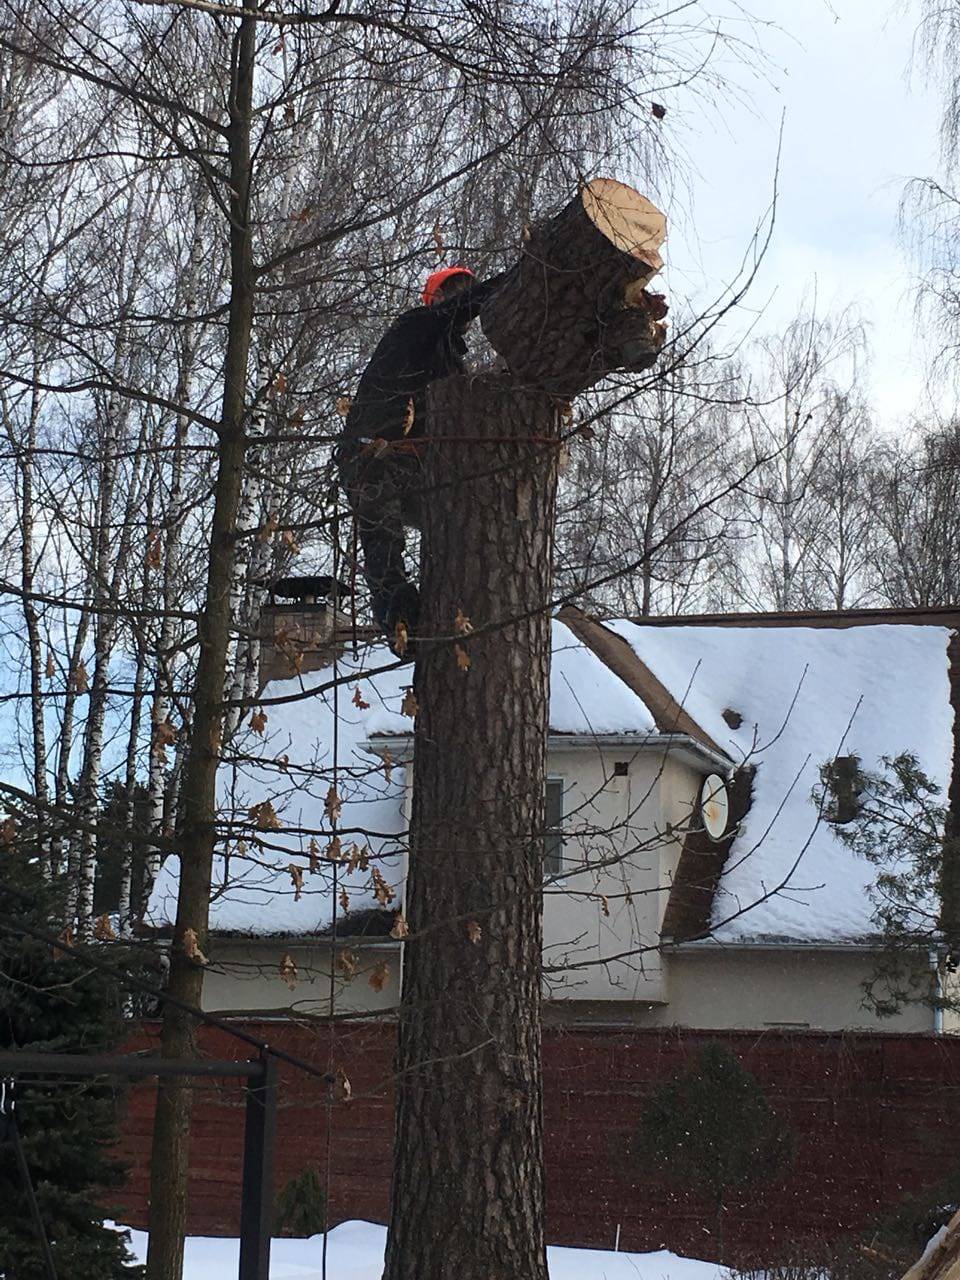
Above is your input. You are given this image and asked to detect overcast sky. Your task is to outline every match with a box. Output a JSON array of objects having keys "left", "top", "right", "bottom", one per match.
[{"left": 662, "top": 0, "right": 944, "bottom": 430}]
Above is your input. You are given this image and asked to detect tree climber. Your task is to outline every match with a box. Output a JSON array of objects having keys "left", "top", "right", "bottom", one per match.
[{"left": 336, "top": 265, "right": 504, "bottom": 653}]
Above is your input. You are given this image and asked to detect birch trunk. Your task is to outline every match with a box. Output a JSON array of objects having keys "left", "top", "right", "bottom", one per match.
[
  {"left": 117, "top": 662, "right": 146, "bottom": 933},
  {"left": 118, "top": 553, "right": 151, "bottom": 935},
  {"left": 60, "top": 601, "right": 90, "bottom": 909},
  {"left": 74, "top": 181, "right": 159, "bottom": 936},
  {"left": 0, "top": 377, "right": 51, "bottom": 866},
  {"left": 221, "top": 392, "right": 265, "bottom": 743},
  {"left": 144, "top": 184, "right": 208, "bottom": 896},
  {"left": 75, "top": 423, "right": 151, "bottom": 935}
]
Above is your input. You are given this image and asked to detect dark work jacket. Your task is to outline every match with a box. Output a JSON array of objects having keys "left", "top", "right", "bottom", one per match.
[{"left": 342, "top": 275, "right": 502, "bottom": 447}]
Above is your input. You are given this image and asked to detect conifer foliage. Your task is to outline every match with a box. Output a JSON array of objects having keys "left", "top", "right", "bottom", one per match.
[
  {"left": 0, "top": 844, "right": 142, "bottom": 1277},
  {"left": 635, "top": 1043, "right": 793, "bottom": 1223}
]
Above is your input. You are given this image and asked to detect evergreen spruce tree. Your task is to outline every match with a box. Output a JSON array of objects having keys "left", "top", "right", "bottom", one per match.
[
  {"left": 635, "top": 1042, "right": 793, "bottom": 1246},
  {"left": 0, "top": 838, "right": 143, "bottom": 1277},
  {"left": 814, "top": 751, "right": 951, "bottom": 1018},
  {"left": 274, "top": 1166, "right": 326, "bottom": 1237}
]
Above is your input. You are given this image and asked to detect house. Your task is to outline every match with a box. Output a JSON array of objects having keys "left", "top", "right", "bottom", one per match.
[
  {"left": 128, "top": 594, "right": 960, "bottom": 1252},
  {"left": 146, "top": 591, "right": 960, "bottom": 1034}
]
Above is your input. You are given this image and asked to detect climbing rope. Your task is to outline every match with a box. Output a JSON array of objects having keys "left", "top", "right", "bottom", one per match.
[{"left": 321, "top": 488, "right": 343, "bottom": 1280}]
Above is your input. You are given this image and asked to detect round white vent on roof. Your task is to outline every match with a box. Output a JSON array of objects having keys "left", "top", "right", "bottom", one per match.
[{"left": 700, "top": 774, "right": 729, "bottom": 842}]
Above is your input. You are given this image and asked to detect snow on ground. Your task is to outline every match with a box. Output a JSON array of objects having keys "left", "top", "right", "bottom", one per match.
[
  {"left": 119, "top": 1218, "right": 729, "bottom": 1280},
  {"left": 613, "top": 621, "right": 955, "bottom": 942},
  {"left": 145, "top": 620, "right": 656, "bottom": 938}
]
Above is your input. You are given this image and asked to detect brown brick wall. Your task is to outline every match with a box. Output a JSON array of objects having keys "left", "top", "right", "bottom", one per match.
[{"left": 113, "top": 1023, "right": 960, "bottom": 1263}]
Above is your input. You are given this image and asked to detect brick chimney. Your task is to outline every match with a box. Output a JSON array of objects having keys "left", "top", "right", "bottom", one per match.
[{"left": 259, "top": 575, "right": 366, "bottom": 687}]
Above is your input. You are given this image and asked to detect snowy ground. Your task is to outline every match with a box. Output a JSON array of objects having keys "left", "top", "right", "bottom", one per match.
[{"left": 118, "top": 1218, "right": 729, "bottom": 1280}]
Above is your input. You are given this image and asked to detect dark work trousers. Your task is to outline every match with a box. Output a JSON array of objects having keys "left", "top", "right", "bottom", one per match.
[{"left": 337, "top": 440, "right": 424, "bottom": 636}]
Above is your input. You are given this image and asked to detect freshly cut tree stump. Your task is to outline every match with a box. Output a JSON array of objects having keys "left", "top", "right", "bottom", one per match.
[
  {"left": 383, "top": 177, "right": 666, "bottom": 1280},
  {"left": 480, "top": 177, "right": 667, "bottom": 397}
]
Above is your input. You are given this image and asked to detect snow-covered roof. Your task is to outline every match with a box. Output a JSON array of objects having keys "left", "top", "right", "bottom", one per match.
[
  {"left": 611, "top": 619, "right": 954, "bottom": 943},
  {"left": 146, "top": 610, "right": 956, "bottom": 946},
  {"left": 549, "top": 618, "right": 657, "bottom": 733},
  {"left": 147, "top": 618, "right": 655, "bottom": 938},
  {"left": 147, "top": 646, "right": 409, "bottom": 938}
]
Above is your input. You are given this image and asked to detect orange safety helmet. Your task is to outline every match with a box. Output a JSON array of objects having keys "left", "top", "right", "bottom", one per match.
[{"left": 422, "top": 265, "right": 476, "bottom": 306}]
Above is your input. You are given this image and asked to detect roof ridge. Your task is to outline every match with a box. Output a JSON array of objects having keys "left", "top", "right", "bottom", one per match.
[
  {"left": 620, "top": 604, "right": 960, "bottom": 628},
  {"left": 556, "top": 605, "right": 728, "bottom": 759}
]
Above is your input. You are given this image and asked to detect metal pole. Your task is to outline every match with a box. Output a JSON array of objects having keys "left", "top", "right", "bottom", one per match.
[
  {"left": 0, "top": 1051, "right": 263, "bottom": 1080},
  {"left": 239, "top": 1054, "right": 278, "bottom": 1280}
]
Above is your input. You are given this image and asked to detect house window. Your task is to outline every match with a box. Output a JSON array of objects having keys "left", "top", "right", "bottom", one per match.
[{"left": 544, "top": 777, "right": 565, "bottom": 878}]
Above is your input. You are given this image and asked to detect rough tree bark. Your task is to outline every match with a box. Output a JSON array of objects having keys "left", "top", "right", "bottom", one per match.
[
  {"left": 145, "top": 6, "right": 256, "bottom": 1276},
  {"left": 384, "top": 380, "right": 558, "bottom": 1280},
  {"left": 901, "top": 1205, "right": 960, "bottom": 1280},
  {"left": 383, "top": 178, "right": 666, "bottom": 1280}
]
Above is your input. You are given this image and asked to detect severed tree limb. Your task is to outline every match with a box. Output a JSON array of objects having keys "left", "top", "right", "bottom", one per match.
[{"left": 480, "top": 177, "right": 668, "bottom": 397}]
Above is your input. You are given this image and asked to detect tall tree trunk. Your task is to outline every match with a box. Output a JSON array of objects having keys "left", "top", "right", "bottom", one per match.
[
  {"left": 75, "top": 427, "right": 149, "bottom": 936},
  {"left": 384, "top": 178, "right": 667, "bottom": 1280},
  {"left": 222, "top": 390, "right": 265, "bottom": 743},
  {"left": 120, "top": 472, "right": 160, "bottom": 933},
  {"left": 145, "top": 6, "right": 256, "bottom": 1275},
  {"left": 384, "top": 379, "right": 557, "bottom": 1280},
  {"left": 74, "top": 179, "right": 157, "bottom": 935},
  {"left": 20, "top": 389, "right": 50, "bottom": 866},
  {"left": 118, "top": 651, "right": 145, "bottom": 932},
  {"left": 60, "top": 597, "right": 91, "bottom": 902},
  {"left": 640, "top": 502, "right": 657, "bottom": 616}
]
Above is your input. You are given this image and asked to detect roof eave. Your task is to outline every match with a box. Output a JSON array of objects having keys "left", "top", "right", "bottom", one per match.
[
  {"left": 147, "top": 928, "right": 400, "bottom": 946},
  {"left": 361, "top": 731, "right": 733, "bottom": 776},
  {"left": 665, "top": 936, "right": 894, "bottom": 953}
]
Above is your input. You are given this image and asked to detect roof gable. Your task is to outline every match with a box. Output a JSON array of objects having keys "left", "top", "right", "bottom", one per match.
[{"left": 557, "top": 606, "right": 725, "bottom": 755}]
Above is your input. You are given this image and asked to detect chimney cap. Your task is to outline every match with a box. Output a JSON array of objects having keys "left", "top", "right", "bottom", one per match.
[{"left": 270, "top": 574, "right": 353, "bottom": 602}]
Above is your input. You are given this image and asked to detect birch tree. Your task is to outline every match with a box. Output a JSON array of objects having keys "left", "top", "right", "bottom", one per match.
[
  {"left": 558, "top": 336, "right": 747, "bottom": 616},
  {"left": 736, "top": 311, "right": 865, "bottom": 611}
]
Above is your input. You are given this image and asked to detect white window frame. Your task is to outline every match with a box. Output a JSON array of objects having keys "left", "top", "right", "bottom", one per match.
[{"left": 544, "top": 775, "right": 565, "bottom": 879}]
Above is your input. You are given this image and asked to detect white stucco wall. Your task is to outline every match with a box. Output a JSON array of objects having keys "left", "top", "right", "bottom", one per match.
[
  {"left": 202, "top": 938, "right": 935, "bottom": 1033},
  {"left": 202, "top": 745, "right": 688, "bottom": 1013},
  {"left": 199, "top": 746, "right": 939, "bottom": 1035},
  {"left": 541, "top": 747, "right": 686, "bottom": 1003},
  {"left": 658, "top": 946, "right": 934, "bottom": 1032},
  {"left": 655, "top": 754, "right": 702, "bottom": 923},
  {"left": 200, "top": 939, "right": 400, "bottom": 1015}
]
